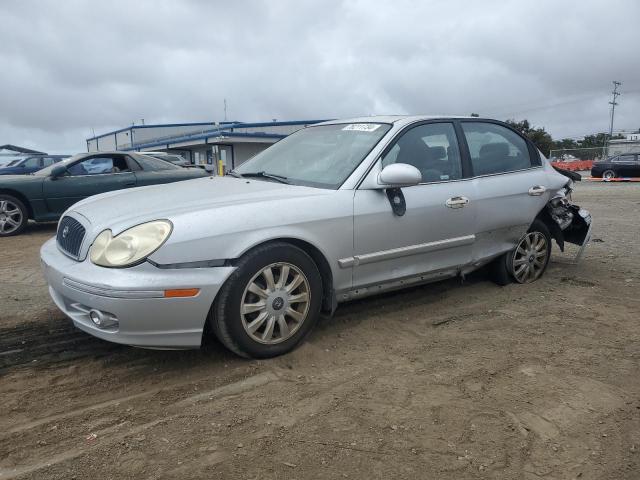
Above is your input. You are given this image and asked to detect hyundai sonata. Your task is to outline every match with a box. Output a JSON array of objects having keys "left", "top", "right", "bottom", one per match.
[{"left": 41, "top": 116, "right": 592, "bottom": 358}]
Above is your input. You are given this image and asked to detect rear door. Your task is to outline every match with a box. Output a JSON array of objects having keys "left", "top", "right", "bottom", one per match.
[
  {"left": 631, "top": 155, "right": 640, "bottom": 177},
  {"left": 614, "top": 154, "right": 639, "bottom": 177},
  {"left": 458, "top": 120, "right": 549, "bottom": 262},
  {"left": 42, "top": 154, "right": 137, "bottom": 214}
]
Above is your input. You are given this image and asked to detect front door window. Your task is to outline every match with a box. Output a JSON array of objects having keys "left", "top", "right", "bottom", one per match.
[{"left": 382, "top": 122, "right": 462, "bottom": 183}]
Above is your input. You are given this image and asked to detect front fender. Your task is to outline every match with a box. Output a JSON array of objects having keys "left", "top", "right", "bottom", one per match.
[{"left": 147, "top": 191, "right": 355, "bottom": 293}]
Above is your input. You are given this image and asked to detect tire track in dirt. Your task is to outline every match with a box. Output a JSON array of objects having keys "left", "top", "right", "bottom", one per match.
[
  {"left": 1, "top": 364, "right": 381, "bottom": 478},
  {"left": 0, "top": 318, "right": 122, "bottom": 371}
]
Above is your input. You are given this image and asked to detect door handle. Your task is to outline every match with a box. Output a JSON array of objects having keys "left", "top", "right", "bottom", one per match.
[
  {"left": 445, "top": 196, "right": 469, "bottom": 209},
  {"left": 528, "top": 185, "right": 546, "bottom": 196}
]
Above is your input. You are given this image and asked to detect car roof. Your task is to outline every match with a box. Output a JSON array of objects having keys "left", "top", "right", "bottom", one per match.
[
  {"left": 315, "top": 115, "right": 485, "bottom": 127},
  {"left": 80, "top": 151, "right": 133, "bottom": 156}
]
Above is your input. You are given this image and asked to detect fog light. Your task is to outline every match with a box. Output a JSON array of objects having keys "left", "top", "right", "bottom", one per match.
[
  {"left": 89, "top": 309, "right": 102, "bottom": 326},
  {"left": 88, "top": 309, "right": 118, "bottom": 329}
]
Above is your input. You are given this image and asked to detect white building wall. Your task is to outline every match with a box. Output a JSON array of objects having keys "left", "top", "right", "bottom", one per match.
[
  {"left": 116, "top": 130, "right": 133, "bottom": 149},
  {"left": 132, "top": 124, "right": 215, "bottom": 145},
  {"left": 96, "top": 135, "right": 116, "bottom": 151},
  {"left": 233, "top": 142, "right": 271, "bottom": 167}
]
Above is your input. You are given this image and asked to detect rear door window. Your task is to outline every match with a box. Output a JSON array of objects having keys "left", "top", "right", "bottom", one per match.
[
  {"left": 134, "top": 154, "right": 181, "bottom": 171},
  {"left": 614, "top": 155, "right": 635, "bottom": 163},
  {"left": 461, "top": 122, "right": 533, "bottom": 176}
]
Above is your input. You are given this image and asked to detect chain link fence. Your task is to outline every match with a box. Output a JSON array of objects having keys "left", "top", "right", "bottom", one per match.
[{"left": 548, "top": 146, "right": 606, "bottom": 161}]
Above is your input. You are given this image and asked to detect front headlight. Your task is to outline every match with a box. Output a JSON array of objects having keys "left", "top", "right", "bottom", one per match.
[{"left": 90, "top": 220, "right": 172, "bottom": 267}]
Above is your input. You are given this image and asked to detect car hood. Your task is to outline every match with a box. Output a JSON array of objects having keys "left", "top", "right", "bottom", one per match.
[{"left": 69, "top": 176, "right": 334, "bottom": 233}]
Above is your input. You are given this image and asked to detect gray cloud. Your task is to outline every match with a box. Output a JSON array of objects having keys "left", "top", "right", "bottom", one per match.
[{"left": 1, "top": 0, "right": 639, "bottom": 152}]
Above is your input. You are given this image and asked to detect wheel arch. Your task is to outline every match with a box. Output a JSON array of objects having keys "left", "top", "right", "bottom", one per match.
[
  {"left": 0, "top": 188, "right": 34, "bottom": 219},
  {"left": 533, "top": 206, "right": 564, "bottom": 252},
  {"left": 236, "top": 237, "right": 336, "bottom": 314}
]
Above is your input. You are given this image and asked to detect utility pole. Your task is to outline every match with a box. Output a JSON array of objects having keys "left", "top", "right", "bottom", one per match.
[
  {"left": 608, "top": 81, "right": 621, "bottom": 138},
  {"left": 223, "top": 98, "right": 227, "bottom": 122},
  {"left": 602, "top": 81, "right": 622, "bottom": 159}
]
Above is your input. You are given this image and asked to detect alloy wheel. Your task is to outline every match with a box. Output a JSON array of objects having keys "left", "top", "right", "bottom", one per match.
[
  {"left": 512, "top": 232, "right": 549, "bottom": 283},
  {"left": 0, "top": 200, "right": 23, "bottom": 235},
  {"left": 603, "top": 170, "right": 616, "bottom": 180},
  {"left": 240, "top": 262, "right": 311, "bottom": 344}
]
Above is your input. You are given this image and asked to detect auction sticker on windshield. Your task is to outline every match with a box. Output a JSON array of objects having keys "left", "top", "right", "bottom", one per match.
[{"left": 342, "top": 124, "right": 382, "bottom": 132}]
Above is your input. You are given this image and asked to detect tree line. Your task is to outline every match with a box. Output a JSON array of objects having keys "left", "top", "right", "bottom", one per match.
[{"left": 504, "top": 119, "right": 623, "bottom": 160}]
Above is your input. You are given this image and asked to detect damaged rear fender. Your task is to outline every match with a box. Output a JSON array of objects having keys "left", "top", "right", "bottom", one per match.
[{"left": 534, "top": 187, "right": 592, "bottom": 252}]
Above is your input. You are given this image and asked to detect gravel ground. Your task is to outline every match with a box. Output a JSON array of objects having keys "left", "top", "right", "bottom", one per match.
[{"left": 0, "top": 181, "right": 638, "bottom": 480}]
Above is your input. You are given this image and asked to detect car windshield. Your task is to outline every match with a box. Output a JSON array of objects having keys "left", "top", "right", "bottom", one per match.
[
  {"left": 234, "top": 123, "right": 392, "bottom": 189},
  {"left": 35, "top": 154, "right": 86, "bottom": 176}
]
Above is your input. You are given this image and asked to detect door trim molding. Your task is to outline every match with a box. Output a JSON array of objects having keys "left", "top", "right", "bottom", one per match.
[{"left": 338, "top": 234, "right": 475, "bottom": 268}]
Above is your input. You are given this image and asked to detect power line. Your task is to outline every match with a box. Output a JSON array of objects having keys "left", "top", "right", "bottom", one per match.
[{"left": 482, "top": 87, "right": 640, "bottom": 119}]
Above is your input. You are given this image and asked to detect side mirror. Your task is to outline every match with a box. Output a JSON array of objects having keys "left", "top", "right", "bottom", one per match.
[
  {"left": 50, "top": 165, "right": 67, "bottom": 179},
  {"left": 376, "top": 163, "right": 422, "bottom": 188}
]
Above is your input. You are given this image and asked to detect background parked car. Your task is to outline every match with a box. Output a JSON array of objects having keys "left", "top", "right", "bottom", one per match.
[
  {"left": 0, "top": 151, "right": 208, "bottom": 236},
  {"left": 0, "top": 155, "right": 29, "bottom": 167},
  {"left": 591, "top": 153, "right": 640, "bottom": 179},
  {"left": 0, "top": 155, "right": 69, "bottom": 175},
  {"left": 142, "top": 151, "right": 191, "bottom": 167}
]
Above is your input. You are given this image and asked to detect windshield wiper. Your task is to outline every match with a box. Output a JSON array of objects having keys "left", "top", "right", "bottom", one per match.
[
  {"left": 239, "top": 171, "right": 290, "bottom": 184},
  {"left": 226, "top": 170, "right": 243, "bottom": 178}
]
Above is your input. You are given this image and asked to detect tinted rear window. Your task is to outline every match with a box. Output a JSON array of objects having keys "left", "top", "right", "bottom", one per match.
[{"left": 134, "top": 154, "right": 181, "bottom": 171}]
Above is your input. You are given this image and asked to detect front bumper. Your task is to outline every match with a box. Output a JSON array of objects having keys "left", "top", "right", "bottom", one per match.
[{"left": 40, "top": 238, "right": 235, "bottom": 349}]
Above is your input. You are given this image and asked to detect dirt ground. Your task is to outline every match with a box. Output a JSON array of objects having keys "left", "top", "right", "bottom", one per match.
[{"left": 0, "top": 181, "right": 638, "bottom": 480}]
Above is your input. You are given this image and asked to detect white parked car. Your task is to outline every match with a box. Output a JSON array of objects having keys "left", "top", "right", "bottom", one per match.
[{"left": 41, "top": 116, "right": 592, "bottom": 358}]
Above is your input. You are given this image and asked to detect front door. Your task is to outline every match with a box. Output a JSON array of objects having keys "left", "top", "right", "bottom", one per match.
[
  {"left": 351, "top": 122, "right": 476, "bottom": 289},
  {"left": 43, "top": 154, "right": 136, "bottom": 215}
]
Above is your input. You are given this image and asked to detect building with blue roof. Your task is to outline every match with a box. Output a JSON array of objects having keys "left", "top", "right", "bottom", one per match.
[{"left": 86, "top": 120, "right": 327, "bottom": 172}]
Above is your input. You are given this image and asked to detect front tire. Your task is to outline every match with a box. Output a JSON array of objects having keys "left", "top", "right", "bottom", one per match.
[
  {"left": 0, "top": 195, "right": 28, "bottom": 237},
  {"left": 210, "top": 242, "right": 322, "bottom": 358},
  {"left": 602, "top": 169, "right": 616, "bottom": 180}
]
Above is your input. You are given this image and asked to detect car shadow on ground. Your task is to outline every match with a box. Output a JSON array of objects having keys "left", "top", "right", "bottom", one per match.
[
  {"left": 0, "top": 262, "right": 502, "bottom": 374},
  {"left": 23, "top": 221, "right": 57, "bottom": 235}
]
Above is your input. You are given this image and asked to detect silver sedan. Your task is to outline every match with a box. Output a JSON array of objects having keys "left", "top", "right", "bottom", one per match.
[{"left": 40, "top": 116, "right": 592, "bottom": 358}]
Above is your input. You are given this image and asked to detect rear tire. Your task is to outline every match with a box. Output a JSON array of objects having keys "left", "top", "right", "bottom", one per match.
[
  {"left": 210, "top": 242, "right": 322, "bottom": 358},
  {"left": 490, "top": 219, "right": 552, "bottom": 285},
  {"left": 0, "top": 194, "right": 28, "bottom": 237}
]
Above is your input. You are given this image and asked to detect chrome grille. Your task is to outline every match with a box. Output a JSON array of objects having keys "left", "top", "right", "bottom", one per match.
[{"left": 57, "top": 216, "right": 86, "bottom": 258}]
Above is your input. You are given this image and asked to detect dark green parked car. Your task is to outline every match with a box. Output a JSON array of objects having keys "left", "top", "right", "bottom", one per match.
[{"left": 0, "top": 151, "right": 208, "bottom": 237}]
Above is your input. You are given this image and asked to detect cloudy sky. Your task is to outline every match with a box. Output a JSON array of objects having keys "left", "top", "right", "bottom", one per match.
[{"left": 1, "top": 0, "right": 639, "bottom": 153}]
